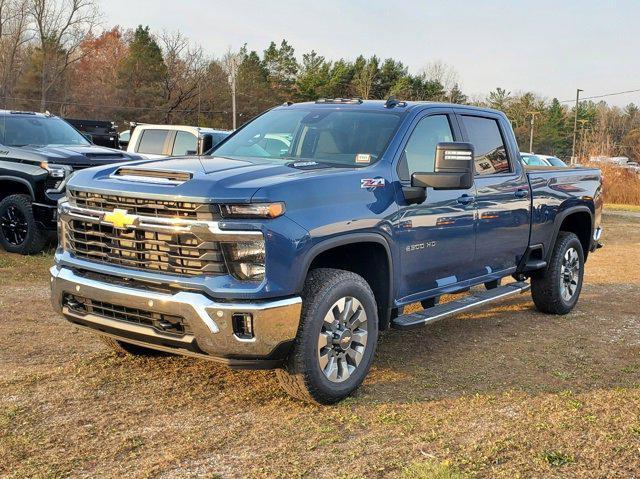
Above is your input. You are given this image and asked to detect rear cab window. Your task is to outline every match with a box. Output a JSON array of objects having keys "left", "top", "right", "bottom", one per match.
[
  {"left": 460, "top": 115, "right": 511, "bottom": 175},
  {"left": 172, "top": 131, "right": 198, "bottom": 156},
  {"left": 137, "top": 129, "right": 170, "bottom": 155}
]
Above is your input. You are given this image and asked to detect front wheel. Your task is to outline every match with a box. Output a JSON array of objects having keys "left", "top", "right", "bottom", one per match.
[
  {"left": 531, "top": 231, "right": 584, "bottom": 315},
  {"left": 275, "top": 268, "right": 378, "bottom": 404},
  {"left": 0, "top": 194, "right": 48, "bottom": 254}
]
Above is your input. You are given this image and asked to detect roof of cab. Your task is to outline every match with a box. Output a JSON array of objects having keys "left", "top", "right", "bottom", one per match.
[
  {"left": 0, "top": 110, "right": 53, "bottom": 117},
  {"left": 281, "top": 99, "right": 505, "bottom": 116}
]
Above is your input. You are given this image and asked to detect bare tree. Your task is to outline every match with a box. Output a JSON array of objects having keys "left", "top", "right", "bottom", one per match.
[
  {"left": 159, "top": 30, "right": 207, "bottom": 123},
  {"left": 28, "top": 0, "right": 100, "bottom": 111},
  {"left": 0, "top": 0, "right": 31, "bottom": 108},
  {"left": 221, "top": 47, "right": 243, "bottom": 129},
  {"left": 420, "top": 60, "right": 461, "bottom": 100}
]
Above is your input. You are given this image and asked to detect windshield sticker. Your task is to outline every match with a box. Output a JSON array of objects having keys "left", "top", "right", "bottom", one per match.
[
  {"left": 361, "top": 178, "right": 385, "bottom": 189},
  {"left": 355, "top": 153, "right": 371, "bottom": 164}
]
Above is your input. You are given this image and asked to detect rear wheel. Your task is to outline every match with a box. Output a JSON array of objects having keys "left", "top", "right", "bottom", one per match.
[
  {"left": 531, "top": 232, "right": 584, "bottom": 315},
  {"left": 100, "top": 336, "right": 167, "bottom": 356},
  {"left": 0, "top": 194, "right": 47, "bottom": 254},
  {"left": 275, "top": 268, "right": 378, "bottom": 404}
]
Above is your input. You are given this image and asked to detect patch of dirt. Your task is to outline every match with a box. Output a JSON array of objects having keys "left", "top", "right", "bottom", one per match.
[{"left": 1, "top": 214, "right": 639, "bottom": 478}]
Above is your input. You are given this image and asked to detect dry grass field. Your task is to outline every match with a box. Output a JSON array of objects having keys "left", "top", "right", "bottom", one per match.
[{"left": 1, "top": 212, "right": 639, "bottom": 478}]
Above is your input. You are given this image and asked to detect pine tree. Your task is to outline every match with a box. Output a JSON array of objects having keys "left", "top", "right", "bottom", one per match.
[{"left": 117, "top": 26, "right": 166, "bottom": 122}]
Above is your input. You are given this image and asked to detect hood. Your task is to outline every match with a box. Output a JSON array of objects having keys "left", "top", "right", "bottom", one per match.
[
  {"left": 20, "top": 144, "right": 141, "bottom": 167},
  {"left": 66, "top": 155, "right": 361, "bottom": 203}
]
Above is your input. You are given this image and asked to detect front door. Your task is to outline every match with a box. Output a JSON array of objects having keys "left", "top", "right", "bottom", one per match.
[{"left": 393, "top": 110, "right": 476, "bottom": 304}]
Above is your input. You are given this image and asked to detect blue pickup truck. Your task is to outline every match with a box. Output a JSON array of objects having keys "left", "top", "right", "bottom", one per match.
[{"left": 50, "top": 99, "right": 603, "bottom": 403}]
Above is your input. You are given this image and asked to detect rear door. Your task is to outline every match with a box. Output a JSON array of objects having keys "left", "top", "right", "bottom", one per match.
[
  {"left": 393, "top": 108, "right": 477, "bottom": 303},
  {"left": 456, "top": 111, "right": 531, "bottom": 280}
]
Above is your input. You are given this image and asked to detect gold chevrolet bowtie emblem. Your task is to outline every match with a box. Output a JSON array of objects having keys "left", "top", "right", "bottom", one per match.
[{"left": 103, "top": 209, "right": 137, "bottom": 228}]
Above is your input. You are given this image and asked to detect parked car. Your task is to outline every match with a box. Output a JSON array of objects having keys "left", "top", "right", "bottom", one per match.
[
  {"left": 125, "top": 124, "right": 231, "bottom": 158},
  {"left": 520, "top": 152, "right": 551, "bottom": 166},
  {"left": 64, "top": 118, "right": 119, "bottom": 149},
  {"left": 118, "top": 129, "right": 131, "bottom": 149},
  {"left": 0, "top": 110, "right": 142, "bottom": 254},
  {"left": 51, "top": 99, "right": 603, "bottom": 404},
  {"left": 538, "top": 154, "right": 568, "bottom": 167}
]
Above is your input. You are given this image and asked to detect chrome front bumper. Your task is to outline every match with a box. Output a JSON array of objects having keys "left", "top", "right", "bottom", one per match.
[{"left": 50, "top": 266, "right": 302, "bottom": 368}]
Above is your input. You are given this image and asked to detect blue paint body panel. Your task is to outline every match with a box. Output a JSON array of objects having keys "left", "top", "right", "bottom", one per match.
[{"left": 63, "top": 101, "right": 603, "bottom": 312}]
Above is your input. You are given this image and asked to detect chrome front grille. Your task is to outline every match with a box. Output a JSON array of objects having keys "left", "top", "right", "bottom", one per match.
[
  {"left": 66, "top": 219, "right": 228, "bottom": 276},
  {"left": 67, "top": 189, "right": 219, "bottom": 220}
]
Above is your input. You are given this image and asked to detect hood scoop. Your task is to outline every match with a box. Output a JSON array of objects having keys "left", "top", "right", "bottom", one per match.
[
  {"left": 85, "top": 152, "right": 125, "bottom": 159},
  {"left": 111, "top": 167, "right": 192, "bottom": 185}
]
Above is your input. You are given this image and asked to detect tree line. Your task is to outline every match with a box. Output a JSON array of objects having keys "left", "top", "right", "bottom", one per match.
[{"left": 1, "top": 0, "right": 640, "bottom": 161}]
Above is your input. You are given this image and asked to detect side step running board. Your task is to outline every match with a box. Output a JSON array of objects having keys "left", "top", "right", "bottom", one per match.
[{"left": 391, "top": 281, "right": 531, "bottom": 330}]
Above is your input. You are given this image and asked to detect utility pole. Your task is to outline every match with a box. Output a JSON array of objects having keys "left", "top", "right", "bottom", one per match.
[
  {"left": 222, "top": 48, "right": 242, "bottom": 130},
  {"left": 577, "top": 119, "right": 589, "bottom": 160},
  {"left": 527, "top": 111, "right": 540, "bottom": 153},
  {"left": 571, "top": 89, "right": 583, "bottom": 165}
]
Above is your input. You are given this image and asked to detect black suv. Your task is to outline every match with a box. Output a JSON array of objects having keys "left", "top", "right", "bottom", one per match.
[{"left": 0, "top": 110, "right": 141, "bottom": 254}]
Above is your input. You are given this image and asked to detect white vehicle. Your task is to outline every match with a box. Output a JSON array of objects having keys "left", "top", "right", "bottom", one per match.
[
  {"left": 126, "top": 124, "right": 231, "bottom": 159},
  {"left": 537, "top": 154, "right": 568, "bottom": 167},
  {"left": 520, "top": 152, "right": 551, "bottom": 167}
]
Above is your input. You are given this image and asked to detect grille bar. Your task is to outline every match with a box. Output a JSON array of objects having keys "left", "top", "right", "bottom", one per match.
[
  {"left": 64, "top": 294, "right": 191, "bottom": 336},
  {"left": 66, "top": 219, "right": 228, "bottom": 276},
  {"left": 68, "top": 189, "right": 219, "bottom": 220}
]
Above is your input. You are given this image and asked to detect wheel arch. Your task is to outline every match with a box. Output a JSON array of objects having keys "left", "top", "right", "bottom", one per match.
[
  {"left": 298, "top": 233, "right": 394, "bottom": 330},
  {"left": 0, "top": 176, "right": 35, "bottom": 202},
  {"left": 549, "top": 206, "right": 593, "bottom": 263}
]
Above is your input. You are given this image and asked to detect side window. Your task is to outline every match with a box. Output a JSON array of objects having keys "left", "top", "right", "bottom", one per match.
[
  {"left": 398, "top": 115, "right": 453, "bottom": 181},
  {"left": 172, "top": 131, "right": 198, "bottom": 156},
  {"left": 137, "top": 129, "right": 170, "bottom": 155},
  {"left": 461, "top": 116, "right": 511, "bottom": 175}
]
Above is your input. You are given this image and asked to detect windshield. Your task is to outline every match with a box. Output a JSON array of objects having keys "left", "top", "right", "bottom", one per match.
[
  {"left": 521, "top": 154, "right": 547, "bottom": 166},
  {"left": 0, "top": 116, "right": 90, "bottom": 147},
  {"left": 212, "top": 108, "right": 402, "bottom": 167},
  {"left": 547, "top": 157, "right": 566, "bottom": 167}
]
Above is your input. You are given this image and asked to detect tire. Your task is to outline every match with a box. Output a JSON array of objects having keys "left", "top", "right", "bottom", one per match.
[
  {"left": 531, "top": 231, "right": 584, "bottom": 315},
  {"left": 100, "top": 336, "right": 167, "bottom": 356},
  {"left": 0, "top": 194, "right": 48, "bottom": 254},
  {"left": 275, "top": 268, "right": 379, "bottom": 404},
  {"left": 484, "top": 278, "right": 501, "bottom": 290}
]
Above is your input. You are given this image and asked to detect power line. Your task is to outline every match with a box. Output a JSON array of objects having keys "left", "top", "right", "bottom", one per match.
[
  {"left": 1, "top": 96, "right": 236, "bottom": 115},
  {"left": 559, "top": 88, "right": 640, "bottom": 104}
]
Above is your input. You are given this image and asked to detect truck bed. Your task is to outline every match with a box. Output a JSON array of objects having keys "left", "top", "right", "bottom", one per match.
[{"left": 526, "top": 166, "right": 603, "bottom": 257}]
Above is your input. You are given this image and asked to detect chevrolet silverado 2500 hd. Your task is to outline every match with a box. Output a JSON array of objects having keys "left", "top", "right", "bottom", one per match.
[{"left": 50, "top": 99, "right": 603, "bottom": 404}]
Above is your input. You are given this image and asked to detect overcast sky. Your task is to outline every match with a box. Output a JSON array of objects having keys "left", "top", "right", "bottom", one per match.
[{"left": 99, "top": 0, "right": 640, "bottom": 107}]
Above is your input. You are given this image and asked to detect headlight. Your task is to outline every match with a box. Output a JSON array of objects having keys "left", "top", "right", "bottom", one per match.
[
  {"left": 41, "top": 162, "right": 72, "bottom": 192},
  {"left": 221, "top": 240, "right": 265, "bottom": 281},
  {"left": 41, "top": 162, "right": 72, "bottom": 178},
  {"left": 220, "top": 202, "right": 285, "bottom": 219},
  {"left": 56, "top": 202, "right": 69, "bottom": 252}
]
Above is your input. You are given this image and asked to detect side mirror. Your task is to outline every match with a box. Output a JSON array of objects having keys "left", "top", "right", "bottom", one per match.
[
  {"left": 198, "top": 134, "right": 214, "bottom": 155},
  {"left": 412, "top": 142, "right": 474, "bottom": 190},
  {"left": 83, "top": 133, "right": 94, "bottom": 144}
]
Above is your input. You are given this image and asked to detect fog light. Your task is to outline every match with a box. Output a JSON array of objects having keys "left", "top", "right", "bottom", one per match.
[{"left": 232, "top": 313, "right": 254, "bottom": 339}]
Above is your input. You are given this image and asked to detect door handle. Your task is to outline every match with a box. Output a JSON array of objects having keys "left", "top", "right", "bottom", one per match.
[
  {"left": 514, "top": 189, "right": 529, "bottom": 198},
  {"left": 457, "top": 194, "right": 476, "bottom": 205}
]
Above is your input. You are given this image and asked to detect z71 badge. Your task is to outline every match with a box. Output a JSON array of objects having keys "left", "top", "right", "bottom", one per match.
[{"left": 361, "top": 178, "right": 385, "bottom": 189}]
